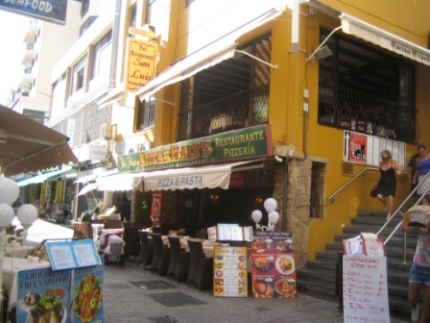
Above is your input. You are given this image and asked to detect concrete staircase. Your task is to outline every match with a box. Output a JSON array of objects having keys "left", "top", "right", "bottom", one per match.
[{"left": 297, "top": 210, "right": 417, "bottom": 316}]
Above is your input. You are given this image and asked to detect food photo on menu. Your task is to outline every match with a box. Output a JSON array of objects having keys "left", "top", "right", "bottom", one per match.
[
  {"left": 17, "top": 268, "right": 71, "bottom": 323},
  {"left": 73, "top": 269, "right": 103, "bottom": 322},
  {"left": 251, "top": 231, "right": 297, "bottom": 299}
]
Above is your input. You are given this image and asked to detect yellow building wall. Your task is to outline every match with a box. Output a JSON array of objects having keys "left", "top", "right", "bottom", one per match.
[{"left": 146, "top": 1, "right": 430, "bottom": 260}]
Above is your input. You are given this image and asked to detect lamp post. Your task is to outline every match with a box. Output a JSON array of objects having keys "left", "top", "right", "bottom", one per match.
[
  {"left": 0, "top": 177, "right": 38, "bottom": 320},
  {"left": 251, "top": 198, "right": 280, "bottom": 231}
]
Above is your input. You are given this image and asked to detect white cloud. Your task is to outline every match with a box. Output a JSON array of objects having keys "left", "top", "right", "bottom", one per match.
[{"left": 0, "top": 10, "right": 30, "bottom": 106}]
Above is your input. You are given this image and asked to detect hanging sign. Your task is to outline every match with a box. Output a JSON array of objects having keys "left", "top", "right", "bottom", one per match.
[
  {"left": 125, "top": 37, "right": 159, "bottom": 92},
  {"left": 0, "top": 0, "right": 68, "bottom": 25}
]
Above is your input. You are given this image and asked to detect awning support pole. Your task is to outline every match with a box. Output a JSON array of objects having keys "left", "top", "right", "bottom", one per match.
[
  {"left": 234, "top": 50, "right": 278, "bottom": 69},
  {"left": 305, "top": 26, "right": 341, "bottom": 62}
]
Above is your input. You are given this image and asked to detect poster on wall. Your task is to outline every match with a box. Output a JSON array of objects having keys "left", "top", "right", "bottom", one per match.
[
  {"left": 72, "top": 265, "right": 104, "bottom": 323},
  {"left": 251, "top": 231, "right": 296, "bottom": 299},
  {"left": 151, "top": 193, "right": 162, "bottom": 222},
  {"left": 343, "top": 130, "right": 406, "bottom": 168},
  {"left": 17, "top": 268, "right": 71, "bottom": 323}
]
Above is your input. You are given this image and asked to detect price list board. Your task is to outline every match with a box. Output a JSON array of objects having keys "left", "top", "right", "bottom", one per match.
[
  {"left": 213, "top": 246, "right": 248, "bottom": 297},
  {"left": 343, "top": 255, "right": 390, "bottom": 323}
]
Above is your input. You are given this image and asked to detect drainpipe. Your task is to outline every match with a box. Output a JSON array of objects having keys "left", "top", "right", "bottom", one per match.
[
  {"left": 282, "top": 157, "right": 288, "bottom": 231},
  {"left": 109, "top": 0, "right": 122, "bottom": 88}
]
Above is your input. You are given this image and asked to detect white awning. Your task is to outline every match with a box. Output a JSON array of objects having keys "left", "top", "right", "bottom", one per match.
[
  {"left": 77, "top": 182, "right": 98, "bottom": 196},
  {"left": 74, "top": 168, "right": 118, "bottom": 184},
  {"left": 17, "top": 166, "right": 74, "bottom": 187},
  {"left": 136, "top": 7, "right": 285, "bottom": 101},
  {"left": 340, "top": 13, "right": 430, "bottom": 66},
  {"left": 96, "top": 172, "right": 146, "bottom": 192},
  {"left": 142, "top": 159, "right": 266, "bottom": 192}
]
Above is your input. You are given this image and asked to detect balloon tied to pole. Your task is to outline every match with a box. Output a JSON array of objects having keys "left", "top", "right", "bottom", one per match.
[{"left": 251, "top": 198, "right": 280, "bottom": 231}]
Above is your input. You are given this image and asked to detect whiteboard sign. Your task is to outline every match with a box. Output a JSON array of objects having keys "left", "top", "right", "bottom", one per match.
[{"left": 343, "top": 255, "right": 390, "bottom": 323}]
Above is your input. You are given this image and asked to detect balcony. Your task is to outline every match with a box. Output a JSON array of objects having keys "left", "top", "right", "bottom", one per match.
[
  {"left": 21, "top": 47, "right": 35, "bottom": 66},
  {"left": 178, "top": 84, "right": 269, "bottom": 140},
  {"left": 318, "top": 86, "right": 415, "bottom": 143},
  {"left": 23, "top": 20, "right": 38, "bottom": 44}
]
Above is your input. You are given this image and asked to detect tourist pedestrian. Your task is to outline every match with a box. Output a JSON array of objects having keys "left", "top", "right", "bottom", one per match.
[
  {"left": 408, "top": 144, "right": 427, "bottom": 205},
  {"left": 414, "top": 145, "right": 430, "bottom": 205},
  {"left": 375, "top": 150, "right": 403, "bottom": 220}
]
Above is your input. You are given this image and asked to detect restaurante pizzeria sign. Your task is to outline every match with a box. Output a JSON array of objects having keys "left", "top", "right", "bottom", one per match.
[{"left": 118, "top": 124, "right": 273, "bottom": 172}]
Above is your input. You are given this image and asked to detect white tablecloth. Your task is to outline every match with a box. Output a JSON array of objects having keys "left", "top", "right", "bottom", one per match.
[{"left": 3, "top": 257, "right": 51, "bottom": 311}]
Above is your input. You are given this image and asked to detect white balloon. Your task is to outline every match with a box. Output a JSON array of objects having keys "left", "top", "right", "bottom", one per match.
[
  {"left": 0, "top": 177, "right": 19, "bottom": 205},
  {"left": 0, "top": 203, "right": 15, "bottom": 227},
  {"left": 268, "top": 210, "right": 280, "bottom": 223},
  {"left": 251, "top": 210, "right": 263, "bottom": 223},
  {"left": 264, "top": 198, "right": 277, "bottom": 212},
  {"left": 17, "top": 204, "right": 38, "bottom": 225}
]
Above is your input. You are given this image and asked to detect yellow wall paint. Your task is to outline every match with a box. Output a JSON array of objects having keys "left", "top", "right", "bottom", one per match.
[
  {"left": 319, "top": 0, "right": 430, "bottom": 45},
  {"left": 150, "top": 1, "right": 430, "bottom": 261}
]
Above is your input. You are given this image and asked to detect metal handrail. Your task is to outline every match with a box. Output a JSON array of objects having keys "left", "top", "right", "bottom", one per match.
[
  {"left": 377, "top": 171, "right": 430, "bottom": 264},
  {"left": 327, "top": 167, "right": 379, "bottom": 203}
]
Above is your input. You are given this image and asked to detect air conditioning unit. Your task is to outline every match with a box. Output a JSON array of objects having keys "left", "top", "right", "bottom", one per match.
[{"left": 100, "top": 124, "right": 113, "bottom": 139}]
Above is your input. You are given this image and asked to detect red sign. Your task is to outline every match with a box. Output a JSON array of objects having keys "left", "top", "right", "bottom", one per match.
[
  {"left": 348, "top": 132, "right": 367, "bottom": 163},
  {"left": 251, "top": 231, "right": 296, "bottom": 299},
  {"left": 229, "top": 172, "right": 245, "bottom": 187}
]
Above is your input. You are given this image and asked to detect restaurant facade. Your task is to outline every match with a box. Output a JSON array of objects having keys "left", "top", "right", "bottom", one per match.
[{"left": 38, "top": 0, "right": 430, "bottom": 268}]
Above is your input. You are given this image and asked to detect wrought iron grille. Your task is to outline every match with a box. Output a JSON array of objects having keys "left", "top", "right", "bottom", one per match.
[
  {"left": 318, "top": 86, "right": 415, "bottom": 143},
  {"left": 178, "top": 84, "right": 269, "bottom": 140},
  {"left": 51, "top": 103, "right": 110, "bottom": 146}
]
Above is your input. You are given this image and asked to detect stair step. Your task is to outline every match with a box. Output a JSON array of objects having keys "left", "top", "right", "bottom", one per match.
[{"left": 297, "top": 208, "right": 417, "bottom": 317}]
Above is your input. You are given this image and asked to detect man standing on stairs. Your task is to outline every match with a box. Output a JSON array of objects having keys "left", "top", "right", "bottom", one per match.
[
  {"left": 402, "top": 205, "right": 430, "bottom": 323},
  {"left": 408, "top": 144, "right": 427, "bottom": 205}
]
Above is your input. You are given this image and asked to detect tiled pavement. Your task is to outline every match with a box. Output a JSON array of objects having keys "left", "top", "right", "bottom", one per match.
[{"left": 102, "top": 260, "right": 412, "bottom": 323}]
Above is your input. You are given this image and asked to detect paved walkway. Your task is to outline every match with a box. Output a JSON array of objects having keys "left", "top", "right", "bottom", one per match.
[{"left": 102, "top": 260, "right": 411, "bottom": 323}]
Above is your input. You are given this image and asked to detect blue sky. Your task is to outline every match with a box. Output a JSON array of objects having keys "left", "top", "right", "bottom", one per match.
[{"left": 0, "top": 10, "right": 29, "bottom": 106}]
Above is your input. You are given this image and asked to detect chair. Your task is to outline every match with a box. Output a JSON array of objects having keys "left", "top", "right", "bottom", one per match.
[
  {"left": 138, "top": 231, "right": 153, "bottom": 269},
  {"left": 195, "top": 229, "right": 207, "bottom": 239},
  {"left": 151, "top": 233, "right": 170, "bottom": 275},
  {"left": 186, "top": 239, "right": 213, "bottom": 289},
  {"left": 167, "top": 236, "right": 190, "bottom": 282}
]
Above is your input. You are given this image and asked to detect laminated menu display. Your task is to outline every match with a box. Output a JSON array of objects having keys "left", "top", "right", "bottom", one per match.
[
  {"left": 343, "top": 232, "right": 385, "bottom": 257},
  {"left": 17, "top": 268, "right": 71, "bottom": 323},
  {"left": 207, "top": 224, "right": 254, "bottom": 241},
  {"left": 251, "top": 231, "right": 296, "bottom": 299},
  {"left": 213, "top": 246, "right": 248, "bottom": 297}
]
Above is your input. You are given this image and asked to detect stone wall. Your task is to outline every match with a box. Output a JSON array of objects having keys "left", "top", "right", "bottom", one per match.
[{"left": 273, "top": 157, "right": 312, "bottom": 269}]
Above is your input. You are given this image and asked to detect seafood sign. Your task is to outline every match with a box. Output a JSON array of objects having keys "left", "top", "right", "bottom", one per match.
[{"left": 343, "top": 255, "right": 390, "bottom": 323}]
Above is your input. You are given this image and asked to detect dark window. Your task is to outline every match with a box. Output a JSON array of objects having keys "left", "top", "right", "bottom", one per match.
[
  {"left": 71, "top": 55, "right": 87, "bottom": 94},
  {"left": 317, "top": 28, "right": 415, "bottom": 143},
  {"left": 136, "top": 97, "right": 156, "bottom": 130},
  {"left": 80, "top": 16, "right": 97, "bottom": 37},
  {"left": 81, "top": 0, "right": 90, "bottom": 17},
  {"left": 130, "top": 5, "right": 137, "bottom": 27}
]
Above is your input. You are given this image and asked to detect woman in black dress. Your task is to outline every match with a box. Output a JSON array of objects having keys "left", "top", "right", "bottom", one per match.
[{"left": 376, "top": 150, "right": 403, "bottom": 220}]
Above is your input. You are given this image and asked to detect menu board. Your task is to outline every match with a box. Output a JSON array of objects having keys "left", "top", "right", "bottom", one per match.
[
  {"left": 343, "top": 255, "right": 390, "bottom": 323},
  {"left": 213, "top": 246, "right": 248, "bottom": 297},
  {"left": 251, "top": 231, "right": 296, "bottom": 299},
  {"left": 17, "top": 268, "right": 71, "bottom": 323},
  {"left": 72, "top": 265, "right": 104, "bottom": 322},
  {"left": 46, "top": 239, "right": 102, "bottom": 271}
]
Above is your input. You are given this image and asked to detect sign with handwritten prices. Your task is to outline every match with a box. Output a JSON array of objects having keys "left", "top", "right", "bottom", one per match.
[{"left": 343, "top": 256, "right": 390, "bottom": 323}]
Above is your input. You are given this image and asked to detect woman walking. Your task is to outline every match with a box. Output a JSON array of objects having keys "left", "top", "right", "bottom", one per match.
[{"left": 376, "top": 150, "right": 403, "bottom": 220}]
